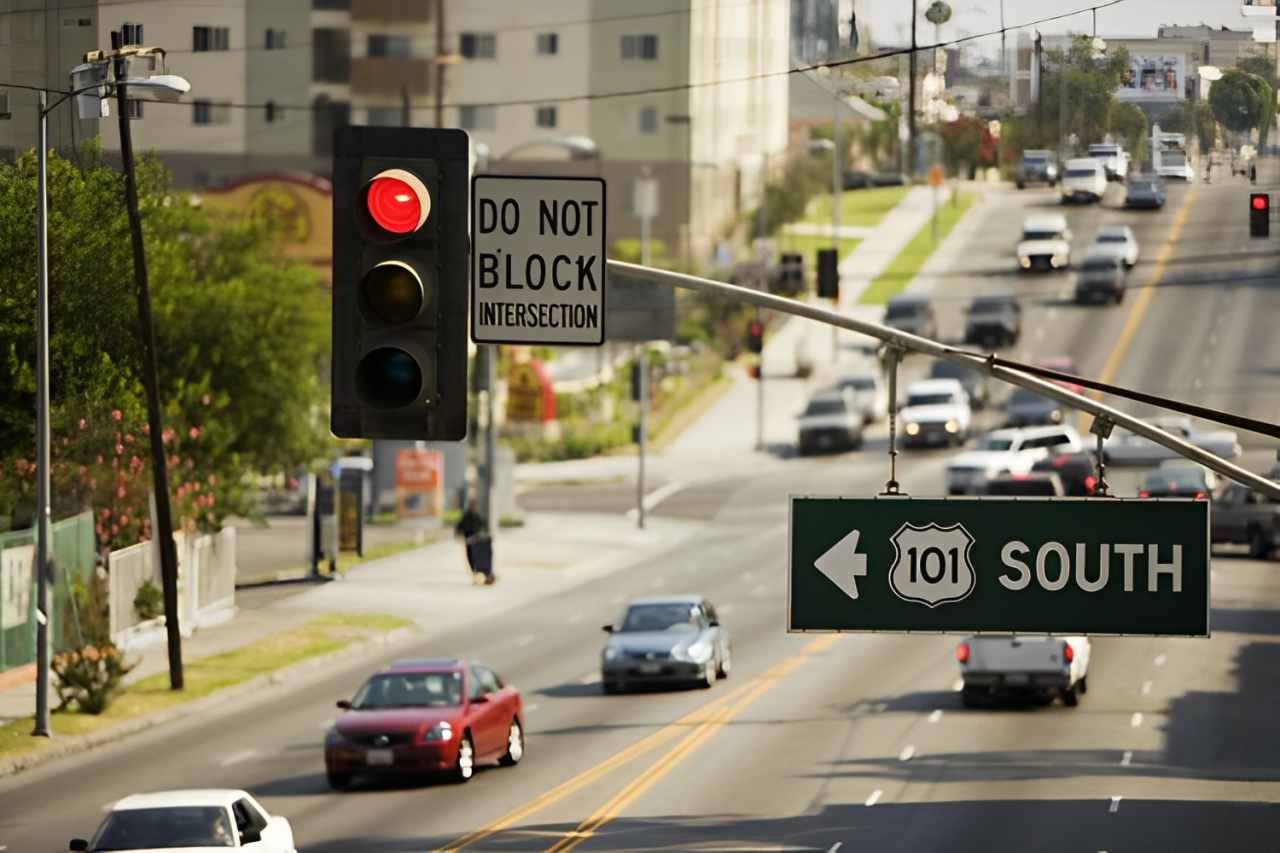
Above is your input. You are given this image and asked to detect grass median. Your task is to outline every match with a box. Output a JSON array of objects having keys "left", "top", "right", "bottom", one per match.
[
  {"left": 858, "top": 191, "right": 977, "bottom": 305},
  {"left": 0, "top": 612, "right": 412, "bottom": 762},
  {"left": 802, "top": 186, "right": 910, "bottom": 228}
]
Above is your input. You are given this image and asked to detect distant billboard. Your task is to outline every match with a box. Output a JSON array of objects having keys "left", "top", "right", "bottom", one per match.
[{"left": 1117, "top": 55, "right": 1186, "bottom": 102}]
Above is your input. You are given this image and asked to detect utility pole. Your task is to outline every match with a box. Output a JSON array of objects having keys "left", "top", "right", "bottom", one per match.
[
  {"left": 434, "top": 0, "right": 446, "bottom": 127},
  {"left": 832, "top": 86, "right": 842, "bottom": 361},
  {"left": 113, "top": 31, "right": 183, "bottom": 689},
  {"left": 401, "top": 83, "right": 410, "bottom": 128},
  {"left": 32, "top": 93, "right": 52, "bottom": 738},
  {"left": 907, "top": 0, "right": 918, "bottom": 183},
  {"left": 1000, "top": 0, "right": 1006, "bottom": 74},
  {"left": 635, "top": 348, "right": 648, "bottom": 529}
]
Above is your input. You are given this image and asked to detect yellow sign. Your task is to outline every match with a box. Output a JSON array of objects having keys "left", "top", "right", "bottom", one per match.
[{"left": 928, "top": 165, "right": 944, "bottom": 188}]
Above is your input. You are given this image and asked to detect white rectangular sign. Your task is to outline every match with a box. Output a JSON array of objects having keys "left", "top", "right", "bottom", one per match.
[{"left": 471, "top": 175, "right": 607, "bottom": 346}]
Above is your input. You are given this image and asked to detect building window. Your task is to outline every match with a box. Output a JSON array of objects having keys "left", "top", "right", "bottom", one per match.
[
  {"left": 265, "top": 29, "right": 286, "bottom": 50},
  {"left": 460, "top": 33, "right": 496, "bottom": 59},
  {"left": 312, "top": 0, "right": 349, "bottom": 8},
  {"left": 623, "top": 106, "right": 658, "bottom": 135},
  {"left": 193, "top": 26, "right": 230, "bottom": 52},
  {"left": 536, "top": 33, "right": 558, "bottom": 55},
  {"left": 621, "top": 34, "right": 658, "bottom": 60},
  {"left": 265, "top": 101, "right": 283, "bottom": 122},
  {"left": 366, "top": 107, "right": 403, "bottom": 126},
  {"left": 192, "top": 99, "right": 230, "bottom": 125},
  {"left": 459, "top": 105, "right": 496, "bottom": 131},
  {"left": 367, "top": 34, "right": 412, "bottom": 58},
  {"left": 122, "top": 22, "right": 143, "bottom": 46},
  {"left": 313, "top": 28, "right": 351, "bottom": 82},
  {"left": 536, "top": 106, "right": 557, "bottom": 128}
]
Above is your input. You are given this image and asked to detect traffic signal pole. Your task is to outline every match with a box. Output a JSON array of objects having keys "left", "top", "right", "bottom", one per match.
[{"left": 32, "top": 94, "right": 52, "bottom": 736}]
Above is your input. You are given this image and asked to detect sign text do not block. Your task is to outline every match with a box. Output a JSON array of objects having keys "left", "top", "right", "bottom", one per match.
[
  {"left": 471, "top": 175, "right": 606, "bottom": 346},
  {"left": 789, "top": 496, "right": 1209, "bottom": 637}
]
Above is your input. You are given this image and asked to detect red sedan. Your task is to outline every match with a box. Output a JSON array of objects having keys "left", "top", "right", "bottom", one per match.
[{"left": 324, "top": 658, "right": 524, "bottom": 789}]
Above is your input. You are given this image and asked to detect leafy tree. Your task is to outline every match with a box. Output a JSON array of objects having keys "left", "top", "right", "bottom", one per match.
[
  {"left": 1039, "top": 35, "right": 1132, "bottom": 149},
  {"left": 1110, "top": 102, "right": 1148, "bottom": 166},
  {"left": 1159, "top": 99, "right": 1219, "bottom": 153},
  {"left": 1209, "top": 68, "right": 1265, "bottom": 137},
  {"left": 1237, "top": 54, "right": 1277, "bottom": 93}
]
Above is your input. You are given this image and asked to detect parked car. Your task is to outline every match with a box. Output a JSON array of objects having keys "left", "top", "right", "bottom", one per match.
[
  {"left": 1137, "top": 462, "right": 1218, "bottom": 499},
  {"left": 1212, "top": 480, "right": 1280, "bottom": 558},
  {"left": 1074, "top": 253, "right": 1127, "bottom": 305},
  {"left": 928, "top": 352, "right": 990, "bottom": 409},
  {"left": 601, "top": 595, "right": 730, "bottom": 693},
  {"left": 985, "top": 471, "right": 1065, "bottom": 496},
  {"left": 1031, "top": 451, "right": 1100, "bottom": 496},
  {"left": 324, "top": 658, "right": 524, "bottom": 788},
  {"left": 1102, "top": 417, "right": 1242, "bottom": 465},
  {"left": 1006, "top": 387, "right": 1064, "bottom": 426},
  {"left": 1017, "top": 214, "right": 1073, "bottom": 271},
  {"left": 1125, "top": 175, "right": 1166, "bottom": 209},
  {"left": 900, "top": 378, "right": 972, "bottom": 448},
  {"left": 1088, "top": 142, "right": 1130, "bottom": 182},
  {"left": 963, "top": 293, "right": 1022, "bottom": 348},
  {"left": 944, "top": 425, "right": 1083, "bottom": 495},
  {"left": 70, "top": 790, "right": 296, "bottom": 852},
  {"left": 797, "top": 389, "right": 865, "bottom": 455},
  {"left": 957, "top": 635, "right": 1091, "bottom": 707},
  {"left": 834, "top": 372, "right": 888, "bottom": 423},
  {"left": 1016, "top": 149, "right": 1059, "bottom": 188},
  {"left": 1091, "top": 225, "right": 1140, "bottom": 267},
  {"left": 883, "top": 293, "right": 937, "bottom": 339},
  {"left": 1061, "top": 158, "right": 1108, "bottom": 204}
]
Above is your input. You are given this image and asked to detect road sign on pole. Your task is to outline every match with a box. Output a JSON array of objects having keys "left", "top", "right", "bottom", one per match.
[
  {"left": 789, "top": 496, "right": 1209, "bottom": 637},
  {"left": 471, "top": 175, "right": 607, "bottom": 346}
]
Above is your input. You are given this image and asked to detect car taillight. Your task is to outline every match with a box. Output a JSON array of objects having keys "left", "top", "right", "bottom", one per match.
[
  {"left": 1138, "top": 490, "right": 1150, "bottom": 498},
  {"left": 1064, "top": 643, "right": 1075, "bottom": 662},
  {"left": 956, "top": 642, "right": 970, "bottom": 662},
  {"left": 1195, "top": 491, "right": 1206, "bottom": 500},
  {"left": 1085, "top": 475, "right": 1097, "bottom": 492}
]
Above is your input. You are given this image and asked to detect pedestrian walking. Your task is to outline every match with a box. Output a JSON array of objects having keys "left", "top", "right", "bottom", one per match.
[{"left": 455, "top": 498, "right": 495, "bottom": 585}]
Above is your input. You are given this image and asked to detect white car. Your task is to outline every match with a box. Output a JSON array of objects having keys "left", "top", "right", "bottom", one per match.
[
  {"left": 900, "top": 378, "right": 971, "bottom": 448},
  {"left": 958, "top": 635, "right": 1092, "bottom": 707},
  {"left": 944, "top": 425, "right": 1083, "bottom": 495},
  {"left": 1016, "top": 214, "right": 1073, "bottom": 271},
  {"left": 797, "top": 389, "right": 864, "bottom": 455},
  {"left": 1090, "top": 225, "right": 1139, "bottom": 268},
  {"left": 1061, "top": 158, "right": 1108, "bottom": 204},
  {"left": 1102, "top": 416, "right": 1242, "bottom": 466},
  {"left": 1088, "top": 143, "right": 1130, "bottom": 182},
  {"left": 71, "top": 790, "right": 297, "bottom": 853},
  {"left": 835, "top": 372, "right": 888, "bottom": 423}
]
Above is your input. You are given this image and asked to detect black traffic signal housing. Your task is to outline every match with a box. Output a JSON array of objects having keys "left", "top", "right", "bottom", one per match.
[
  {"left": 816, "top": 248, "right": 839, "bottom": 300},
  {"left": 1250, "top": 192, "right": 1270, "bottom": 238},
  {"left": 331, "top": 127, "right": 470, "bottom": 440},
  {"left": 746, "top": 320, "right": 764, "bottom": 354}
]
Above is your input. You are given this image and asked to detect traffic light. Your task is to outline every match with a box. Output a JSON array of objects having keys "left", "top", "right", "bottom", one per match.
[
  {"left": 1250, "top": 192, "right": 1270, "bottom": 238},
  {"left": 331, "top": 126, "right": 470, "bottom": 440},
  {"left": 746, "top": 320, "right": 764, "bottom": 354},
  {"left": 816, "top": 248, "right": 839, "bottom": 300}
]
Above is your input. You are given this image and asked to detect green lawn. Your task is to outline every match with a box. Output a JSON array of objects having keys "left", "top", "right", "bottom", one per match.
[
  {"left": 801, "top": 186, "right": 911, "bottom": 228},
  {"left": 858, "top": 192, "right": 978, "bottom": 305},
  {"left": 776, "top": 232, "right": 860, "bottom": 263}
]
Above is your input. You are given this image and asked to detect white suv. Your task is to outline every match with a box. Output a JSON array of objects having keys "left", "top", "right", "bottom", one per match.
[
  {"left": 900, "top": 379, "right": 972, "bottom": 448},
  {"left": 944, "top": 425, "right": 1083, "bottom": 495}
]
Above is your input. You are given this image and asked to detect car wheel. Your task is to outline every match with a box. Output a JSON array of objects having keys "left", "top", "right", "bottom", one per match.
[
  {"left": 498, "top": 718, "right": 524, "bottom": 767},
  {"left": 1078, "top": 676, "right": 1088, "bottom": 695},
  {"left": 1017, "top": 181, "right": 1025, "bottom": 190},
  {"left": 1249, "top": 527, "right": 1269, "bottom": 560},
  {"left": 960, "top": 685, "right": 980, "bottom": 708},
  {"left": 451, "top": 732, "right": 475, "bottom": 783},
  {"left": 326, "top": 771, "right": 352, "bottom": 790},
  {"left": 602, "top": 678, "right": 620, "bottom": 695},
  {"left": 717, "top": 646, "right": 732, "bottom": 679},
  {"left": 1062, "top": 686, "right": 1080, "bottom": 707},
  {"left": 700, "top": 659, "right": 716, "bottom": 689}
]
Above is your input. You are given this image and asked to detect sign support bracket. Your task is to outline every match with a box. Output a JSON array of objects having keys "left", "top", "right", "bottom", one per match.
[{"left": 881, "top": 345, "right": 905, "bottom": 495}]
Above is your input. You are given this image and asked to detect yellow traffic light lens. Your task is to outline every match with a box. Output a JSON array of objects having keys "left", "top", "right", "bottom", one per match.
[
  {"left": 360, "top": 169, "right": 431, "bottom": 238},
  {"left": 357, "top": 348, "right": 423, "bottom": 408},
  {"left": 363, "top": 261, "right": 424, "bottom": 323}
]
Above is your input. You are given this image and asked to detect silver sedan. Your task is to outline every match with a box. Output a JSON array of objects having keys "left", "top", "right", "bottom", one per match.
[{"left": 600, "top": 595, "right": 731, "bottom": 693}]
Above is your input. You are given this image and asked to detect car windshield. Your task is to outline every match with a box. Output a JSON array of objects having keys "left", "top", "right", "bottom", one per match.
[
  {"left": 1066, "top": 169, "right": 1095, "bottom": 178},
  {"left": 351, "top": 671, "right": 463, "bottom": 709},
  {"left": 804, "top": 398, "right": 846, "bottom": 416},
  {"left": 1083, "top": 259, "right": 1119, "bottom": 271},
  {"left": 1010, "top": 388, "right": 1053, "bottom": 406},
  {"left": 1130, "top": 181, "right": 1157, "bottom": 192},
  {"left": 1144, "top": 469, "right": 1207, "bottom": 490},
  {"left": 842, "top": 377, "right": 875, "bottom": 390},
  {"left": 1022, "top": 230, "right": 1061, "bottom": 241},
  {"left": 974, "top": 436, "right": 1014, "bottom": 451},
  {"left": 885, "top": 303, "right": 925, "bottom": 320},
  {"left": 620, "top": 603, "right": 699, "bottom": 632},
  {"left": 91, "top": 806, "right": 235, "bottom": 851},
  {"left": 1096, "top": 234, "right": 1127, "bottom": 243},
  {"left": 906, "top": 393, "right": 954, "bottom": 407},
  {"left": 970, "top": 299, "right": 1012, "bottom": 314}
]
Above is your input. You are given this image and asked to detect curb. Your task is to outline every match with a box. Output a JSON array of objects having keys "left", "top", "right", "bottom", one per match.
[{"left": 0, "top": 625, "right": 421, "bottom": 780}]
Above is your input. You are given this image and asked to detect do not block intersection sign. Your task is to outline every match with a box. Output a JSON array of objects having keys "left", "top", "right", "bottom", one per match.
[{"left": 789, "top": 496, "right": 1210, "bottom": 637}]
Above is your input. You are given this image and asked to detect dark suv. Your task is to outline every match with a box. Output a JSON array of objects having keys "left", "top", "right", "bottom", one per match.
[
  {"left": 963, "top": 294, "right": 1021, "bottom": 348},
  {"left": 883, "top": 294, "right": 937, "bottom": 340}
]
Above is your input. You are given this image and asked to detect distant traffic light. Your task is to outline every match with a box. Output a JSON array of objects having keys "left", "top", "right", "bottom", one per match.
[
  {"left": 816, "top": 248, "right": 839, "bottom": 300},
  {"left": 1250, "top": 192, "right": 1270, "bottom": 238},
  {"left": 331, "top": 126, "right": 471, "bottom": 440},
  {"left": 746, "top": 320, "right": 764, "bottom": 354}
]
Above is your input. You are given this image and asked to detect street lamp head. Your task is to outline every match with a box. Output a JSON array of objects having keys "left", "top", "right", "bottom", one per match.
[
  {"left": 120, "top": 74, "right": 191, "bottom": 103},
  {"left": 550, "top": 135, "right": 600, "bottom": 159}
]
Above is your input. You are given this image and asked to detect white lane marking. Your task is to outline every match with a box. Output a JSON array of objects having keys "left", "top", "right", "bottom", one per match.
[
  {"left": 1110, "top": 796, "right": 1122, "bottom": 813},
  {"left": 220, "top": 749, "right": 259, "bottom": 767},
  {"left": 318, "top": 717, "right": 336, "bottom": 730},
  {"left": 1121, "top": 751, "right": 1132, "bottom": 766},
  {"left": 826, "top": 845, "right": 842, "bottom": 853},
  {"left": 899, "top": 745, "right": 915, "bottom": 761},
  {"left": 568, "top": 613, "right": 584, "bottom": 624},
  {"left": 865, "top": 790, "right": 883, "bottom": 807},
  {"left": 515, "top": 633, "right": 537, "bottom": 647},
  {"left": 1155, "top": 654, "right": 1167, "bottom": 666},
  {"left": 952, "top": 678, "right": 964, "bottom": 691},
  {"left": 928, "top": 709, "right": 943, "bottom": 724},
  {"left": 1142, "top": 680, "right": 1152, "bottom": 695},
  {"left": 625, "top": 479, "right": 691, "bottom": 520},
  {"left": 650, "top": 576, "right": 667, "bottom": 588},
  {"left": 579, "top": 672, "right": 601, "bottom": 685},
  {"left": 1131, "top": 712, "right": 1143, "bottom": 727}
]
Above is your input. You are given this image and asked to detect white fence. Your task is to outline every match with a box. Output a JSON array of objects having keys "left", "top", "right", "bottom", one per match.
[{"left": 109, "top": 528, "right": 237, "bottom": 650}]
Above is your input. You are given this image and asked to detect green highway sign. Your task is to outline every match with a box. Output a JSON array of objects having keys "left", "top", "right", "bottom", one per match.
[{"left": 789, "top": 496, "right": 1209, "bottom": 637}]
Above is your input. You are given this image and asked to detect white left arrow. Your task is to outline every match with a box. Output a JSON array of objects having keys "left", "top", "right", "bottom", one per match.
[{"left": 814, "top": 529, "right": 868, "bottom": 600}]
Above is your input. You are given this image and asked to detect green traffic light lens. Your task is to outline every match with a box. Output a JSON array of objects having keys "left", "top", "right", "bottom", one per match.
[
  {"left": 363, "top": 261, "right": 424, "bottom": 323},
  {"left": 357, "top": 348, "right": 423, "bottom": 408}
]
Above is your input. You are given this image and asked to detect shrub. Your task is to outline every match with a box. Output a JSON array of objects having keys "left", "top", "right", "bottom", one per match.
[
  {"left": 52, "top": 644, "right": 136, "bottom": 714},
  {"left": 133, "top": 579, "right": 163, "bottom": 621}
]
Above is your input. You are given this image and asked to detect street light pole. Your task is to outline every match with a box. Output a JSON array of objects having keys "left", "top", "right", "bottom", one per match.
[
  {"left": 32, "top": 93, "right": 52, "bottom": 738},
  {"left": 113, "top": 37, "right": 183, "bottom": 689}
]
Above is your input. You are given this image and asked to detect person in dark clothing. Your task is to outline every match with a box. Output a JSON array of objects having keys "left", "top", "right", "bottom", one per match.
[{"left": 455, "top": 499, "right": 494, "bottom": 584}]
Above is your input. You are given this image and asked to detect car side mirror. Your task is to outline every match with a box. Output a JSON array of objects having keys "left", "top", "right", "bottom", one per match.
[
  {"left": 70, "top": 841, "right": 89, "bottom": 852},
  {"left": 336, "top": 700, "right": 352, "bottom": 710},
  {"left": 471, "top": 693, "right": 490, "bottom": 704},
  {"left": 240, "top": 828, "right": 262, "bottom": 845},
  {"left": 602, "top": 625, "right": 613, "bottom": 633},
  {"left": 708, "top": 620, "right": 720, "bottom": 628}
]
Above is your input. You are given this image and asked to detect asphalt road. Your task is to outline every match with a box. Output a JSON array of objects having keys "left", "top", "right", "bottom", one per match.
[{"left": 5, "top": 175, "right": 1280, "bottom": 852}]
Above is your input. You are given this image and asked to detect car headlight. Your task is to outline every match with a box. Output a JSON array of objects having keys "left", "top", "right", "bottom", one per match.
[
  {"left": 683, "top": 640, "right": 711, "bottom": 661},
  {"left": 1019, "top": 256, "right": 1031, "bottom": 268},
  {"left": 905, "top": 422, "right": 921, "bottom": 436},
  {"left": 325, "top": 728, "right": 349, "bottom": 747},
  {"left": 944, "top": 420, "right": 958, "bottom": 434},
  {"left": 603, "top": 646, "right": 623, "bottom": 662},
  {"left": 420, "top": 721, "right": 453, "bottom": 743},
  {"left": 1051, "top": 410, "right": 1063, "bottom": 423}
]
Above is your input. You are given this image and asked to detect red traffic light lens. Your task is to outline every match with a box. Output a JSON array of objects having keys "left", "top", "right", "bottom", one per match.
[
  {"left": 361, "top": 169, "right": 431, "bottom": 237},
  {"left": 748, "top": 322, "right": 762, "bottom": 335},
  {"left": 1253, "top": 195, "right": 1269, "bottom": 211}
]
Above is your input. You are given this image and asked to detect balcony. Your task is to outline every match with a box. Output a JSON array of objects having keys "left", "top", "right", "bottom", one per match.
[
  {"left": 351, "top": 0, "right": 432, "bottom": 23},
  {"left": 351, "top": 57, "right": 433, "bottom": 97}
]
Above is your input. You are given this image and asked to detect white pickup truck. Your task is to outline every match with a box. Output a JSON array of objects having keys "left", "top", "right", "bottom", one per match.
[{"left": 956, "top": 635, "right": 1091, "bottom": 707}]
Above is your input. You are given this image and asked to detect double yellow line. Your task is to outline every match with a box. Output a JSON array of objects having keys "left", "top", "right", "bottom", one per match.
[{"left": 436, "top": 634, "right": 841, "bottom": 853}]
